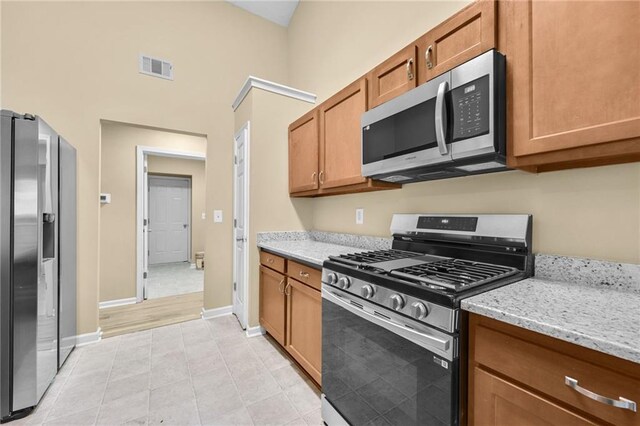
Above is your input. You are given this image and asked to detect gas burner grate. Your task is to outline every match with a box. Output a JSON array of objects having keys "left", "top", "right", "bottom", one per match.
[
  {"left": 390, "top": 259, "right": 518, "bottom": 291},
  {"left": 329, "top": 249, "right": 422, "bottom": 267}
]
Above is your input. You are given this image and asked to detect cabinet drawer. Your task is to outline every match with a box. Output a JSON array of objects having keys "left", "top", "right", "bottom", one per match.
[
  {"left": 260, "top": 251, "right": 286, "bottom": 273},
  {"left": 474, "top": 322, "right": 640, "bottom": 426},
  {"left": 287, "top": 260, "right": 321, "bottom": 291}
]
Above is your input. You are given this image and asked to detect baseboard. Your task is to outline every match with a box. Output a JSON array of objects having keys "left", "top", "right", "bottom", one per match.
[
  {"left": 245, "top": 325, "right": 266, "bottom": 338},
  {"left": 99, "top": 297, "right": 137, "bottom": 309},
  {"left": 201, "top": 305, "right": 232, "bottom": 320},
  {"left": 76, "top": 327, "right": 102, "bottom": 347}
]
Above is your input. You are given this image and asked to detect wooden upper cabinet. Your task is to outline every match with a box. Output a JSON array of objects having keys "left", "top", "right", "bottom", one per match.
[
  {"left": 368, "top": 44, "right": 417, "bottom": 108},
  {"left": 417, "top": 0, "right": 496, "bottom": 84},
  {"left": 288, "top": 109, "right": 319, "bottom": 194},
  {"left": 505, "top": 0, "right": 640, "bottom": 166},
  {"left": 319, "top": 78, "right": 368, "bottom": 189}
]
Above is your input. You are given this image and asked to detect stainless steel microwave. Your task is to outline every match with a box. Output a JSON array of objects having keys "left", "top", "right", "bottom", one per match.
[{"left": 361, "top": 49, "right": 506, "bottom": 183}]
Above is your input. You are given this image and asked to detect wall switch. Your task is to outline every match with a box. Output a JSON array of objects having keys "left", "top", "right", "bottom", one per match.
[
  {"left": 201, "top": 212, "right": 206, "bottom": 220},
  {"left": 355, "top": 208, "right": 364, "bottom": 225},
  {"left": 213, "top": 210, "right": 223, "bottom": 223}
]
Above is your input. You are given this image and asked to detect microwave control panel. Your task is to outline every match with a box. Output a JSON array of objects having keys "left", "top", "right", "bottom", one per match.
[{"left": 451, "top": 75, "right": 490, "bottom": 141}]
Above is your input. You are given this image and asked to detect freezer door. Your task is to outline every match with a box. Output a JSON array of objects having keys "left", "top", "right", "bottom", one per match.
[
  {"left": 33, "top": 118, "right": 59, "bottom": 403},
  {"left": 11, "top": 116, "right": 40, "bottom": 412},
  {"left": 58, "top": 137, "right": 76, "bottom": 368},
  {"left": 0, "top": 112, "right": 16, "bottom": 419}
]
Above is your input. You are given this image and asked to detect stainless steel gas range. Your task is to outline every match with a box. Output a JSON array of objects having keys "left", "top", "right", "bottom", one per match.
[{"left": 321, "top": 214, "right": 533, "bottom": 426}]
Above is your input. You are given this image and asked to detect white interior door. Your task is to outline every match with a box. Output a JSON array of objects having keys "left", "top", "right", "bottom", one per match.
[
  {"left": 142, "top": 156, "right": 149, "bottom": 299},
  {"left": 148, "top": 176, "right": 191, "bottom": 265},
  {"left": 233, "top": 124, "right": 249, "bottom": 329}
]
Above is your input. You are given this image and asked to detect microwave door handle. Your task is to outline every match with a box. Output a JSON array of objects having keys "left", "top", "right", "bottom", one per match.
[{"left": 435, "top": 80, "right": 449, "bottom": 155}]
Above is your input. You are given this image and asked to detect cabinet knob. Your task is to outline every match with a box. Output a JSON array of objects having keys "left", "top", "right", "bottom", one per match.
[{"left": 426, "top": 45, "right": 433, "bottom": 69}]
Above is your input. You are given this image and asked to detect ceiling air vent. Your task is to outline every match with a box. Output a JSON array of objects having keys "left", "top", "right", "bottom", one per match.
[{"left": 139, "top": 54, "right": 173, "bottom": 80}]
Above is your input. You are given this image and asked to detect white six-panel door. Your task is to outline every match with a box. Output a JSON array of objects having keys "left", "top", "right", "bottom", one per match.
[
  {"left": 148, "top": 176, "right": 190, "bottom": 265},
  {"left": 233, "top": 123, "right": 249, "bottom": 329}
]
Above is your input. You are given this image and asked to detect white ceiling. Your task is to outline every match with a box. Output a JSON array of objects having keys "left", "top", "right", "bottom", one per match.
[{"left": 226, "top": 0, "right": 300, "bottom": 27}]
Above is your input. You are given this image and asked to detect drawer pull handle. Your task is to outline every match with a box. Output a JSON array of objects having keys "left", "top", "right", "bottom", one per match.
[
  {"left": 299, "top": 271, "right": 310, "bottom": 278},
  {"left": 425, "top": 45, "right": 433, "bottom": 69},
  {"left": 406, "top": 58, "right": 414, "bottom": 81},
  {"left": 267, "top": 258, "right": 274, "bottom": 264},
  {"left": 565, "top": 376, "right": 637, "bottom": 412}
]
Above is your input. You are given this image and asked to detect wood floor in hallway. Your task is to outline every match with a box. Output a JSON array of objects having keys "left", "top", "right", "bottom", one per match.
[{"left": 100, "top": 291, "right": 203, "bottom": 338}]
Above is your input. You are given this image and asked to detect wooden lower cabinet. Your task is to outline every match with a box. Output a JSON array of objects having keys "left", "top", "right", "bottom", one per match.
[
  {"left": 469, "top": 314, "right": 640, "bottom": 426},
  {"left": 473, "top": 368, "right": 597, "bottom": 426},
  {"left": 259, "top": 251, "right": 322, "bottom": 386},
  {"left": 259, "top": 265, "right": 286, "bottom": 346},
  {"left": 286, "top": 278, "right": 322, "bottom": 384}
]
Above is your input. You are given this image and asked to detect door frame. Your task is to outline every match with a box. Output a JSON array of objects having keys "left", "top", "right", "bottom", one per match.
[
  {"left": 136, "top": 146, "right": 205, "bottom": 303},
  {"left": 147, "top": 174, "right": 192, "bottom": 265},
  {"left": 233, "top": 121, "right": 250, "bottom": 329}
]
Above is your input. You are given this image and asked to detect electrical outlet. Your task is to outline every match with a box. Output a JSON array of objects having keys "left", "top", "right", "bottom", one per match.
[
  {"left": 213, "top": 210, "right": 223, "bottom": 223},
  {"left": 356, "top": 208, "right": 364, "bottom": 225}
]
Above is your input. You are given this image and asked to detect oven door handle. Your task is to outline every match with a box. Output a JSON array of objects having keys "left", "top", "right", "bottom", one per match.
[{"left": 322, "top": 287, "right": 453, "bottom": 359}]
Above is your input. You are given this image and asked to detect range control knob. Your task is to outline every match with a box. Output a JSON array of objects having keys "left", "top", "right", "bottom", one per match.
[
  {"left": 410, "top": 302, "right": 430, "bottom": 320},
  {"left": 326, "top": 273, "right": 338, "bottom": 285},
  {"left": 337, "top": 277, "right": 351, "bottom": 290},
  {"left": 361, "top": 285, "right": 375, "bottom": 299},
  {"left": 389, "top": 294, "right": 405, "bottom": 311}
]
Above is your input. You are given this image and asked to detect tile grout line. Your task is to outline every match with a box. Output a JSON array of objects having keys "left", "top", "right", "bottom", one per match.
[
  {"left": 207, "top": 318, "right": 256, "bottom": 425},
  {"left": 92, "top": 336, "right": 123, "bottom": 425},
  {"left": 182, "top": 323, "right": 205, "bottom": 426}
]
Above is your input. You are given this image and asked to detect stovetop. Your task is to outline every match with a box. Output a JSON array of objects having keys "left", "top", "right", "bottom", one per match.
[{"left": 322, "top": 214, "right": 534, "bottom": 312}]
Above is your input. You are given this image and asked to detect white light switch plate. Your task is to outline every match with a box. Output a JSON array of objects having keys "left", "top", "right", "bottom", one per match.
[
  {"left": 213, "top": 210, "right": 223, "bottom": 223},
  {"left": 356, "top": 208, "right": 364, "bottom": 225},
  {"left": 201, "top": 212, "right": 206, "bottom": 220}
]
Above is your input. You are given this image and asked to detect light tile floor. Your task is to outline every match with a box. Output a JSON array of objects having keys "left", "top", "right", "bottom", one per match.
[
  {"left": 147, "top": 262, "right": 204, "bottom": 299},
  {"left": 16, "top": 316, "right": 321, "bottom": 426}
]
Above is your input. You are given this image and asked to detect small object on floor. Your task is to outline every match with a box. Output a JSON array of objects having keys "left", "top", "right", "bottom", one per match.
[{"left": 196, "top": 251, "right": 205, "bottom": 270}]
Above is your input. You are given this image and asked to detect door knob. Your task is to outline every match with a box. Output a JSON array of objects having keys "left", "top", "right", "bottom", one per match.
[{"left": 183, "top": 224, "right": 189, "bottom": 228}]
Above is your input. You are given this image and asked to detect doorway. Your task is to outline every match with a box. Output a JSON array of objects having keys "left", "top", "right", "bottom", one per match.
[{"left": 98, "top": 120, "right": 207, "bottom": 337}]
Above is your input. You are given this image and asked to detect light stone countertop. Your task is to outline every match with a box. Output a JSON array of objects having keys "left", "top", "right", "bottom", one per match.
[
  {"left": 257, "top": 230, "right": 391, "bottom": 268},
  {"left": 257, "top": 239, "right": 365, "bottom": 268},
  {"left": 462, "top": 277, "right": 640, "bottom": 364}
]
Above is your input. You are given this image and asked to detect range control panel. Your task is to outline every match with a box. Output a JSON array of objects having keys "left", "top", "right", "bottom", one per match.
[
  {"left": 417, "top": 216, "right": 478, "bottom": 232},
  {"left": 451, "top": 75, "right": 490, "bottom": 141}
]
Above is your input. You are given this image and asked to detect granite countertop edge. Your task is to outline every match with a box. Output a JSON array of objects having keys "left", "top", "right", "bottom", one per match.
[{"left": 462, "top": 278, "right": 640, "bottom": 364}]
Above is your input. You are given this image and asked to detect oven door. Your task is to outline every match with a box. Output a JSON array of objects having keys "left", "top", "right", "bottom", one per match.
[{"left": 322, "top": 286, "right": 458, "bottom": 426}]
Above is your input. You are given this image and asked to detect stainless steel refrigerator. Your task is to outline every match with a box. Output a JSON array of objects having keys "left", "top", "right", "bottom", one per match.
[{"left": 0, "top": 110, "right": 77, "bottom": 422}]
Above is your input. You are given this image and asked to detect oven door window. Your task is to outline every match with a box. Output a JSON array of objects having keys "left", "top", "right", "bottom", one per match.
[{"left": 323, "top": 298, "right": 458, "bottom": 426}]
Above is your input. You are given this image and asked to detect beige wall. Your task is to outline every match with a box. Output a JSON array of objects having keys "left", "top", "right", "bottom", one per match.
[
  {"left": 2, "top": 1, "right": 288, "bottom": 333},
  {"left": 147, "top": 155, "right": 206, "bottom": 264},
  {"left": 234, "top": 89, "right": 314, "bottom": 327},
  {"left": 99, "top": 121, "right": 206, "bottom": 302},
  {"left": 287, "top": 1, "right": 640, "bottom": 264}
]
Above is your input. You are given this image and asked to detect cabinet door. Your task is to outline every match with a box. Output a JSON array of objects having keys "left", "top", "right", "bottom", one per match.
[
  {"left": 289, "top": 109, "right": 319, "bottom": 194},
  {"left": 473, "top": 368, "right": 598, "bottom": 426},
  {"left": 259, "top": 265, "right": 286, "bottom": 346},
  {"left": 368, "top": 44, "right": 417, "bottom": 108},
  {"left": 319, "top": 78, "right": 368, "bottom": 189},
  {"left": 285, "top": 278, "right": 321, "bottom": 384},
  {"left": 418, "top": 0, "right": 496, "bottom": 84},
  {"left": 508, "top": 1, "right": 640, "bottom": 158}
]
